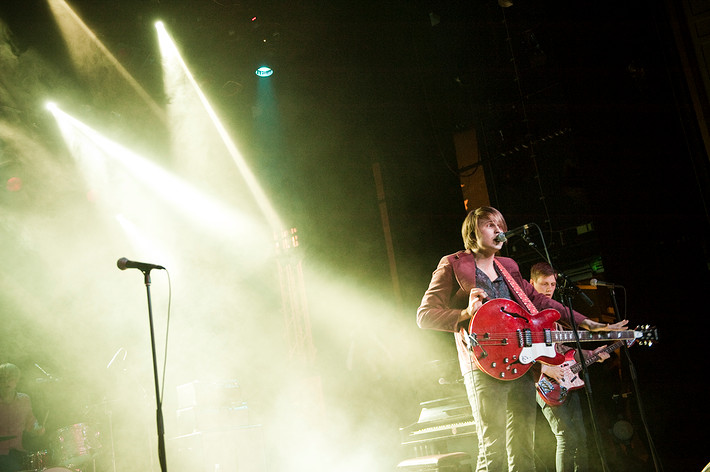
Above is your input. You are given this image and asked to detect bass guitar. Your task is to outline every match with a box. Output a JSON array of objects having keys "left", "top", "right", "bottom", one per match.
[
  {"left": 466, "top": 298, "right": 656, "bottom": 381},
  {"left": 536, "top": 341, "right": 625, "bottom": 406}
]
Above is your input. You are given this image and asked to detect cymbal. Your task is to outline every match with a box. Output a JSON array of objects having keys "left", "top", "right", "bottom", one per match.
[{"left": 0, "top": 435, "right": 16, "bottom": 441}]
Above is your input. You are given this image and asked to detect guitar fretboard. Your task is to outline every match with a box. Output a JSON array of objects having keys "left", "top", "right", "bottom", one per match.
[
  {"left": 551, "top": 330, "right": 636, "bottom": 343},
  {"left": 571, "top": 340, "right": 627, "bottom": 374}
]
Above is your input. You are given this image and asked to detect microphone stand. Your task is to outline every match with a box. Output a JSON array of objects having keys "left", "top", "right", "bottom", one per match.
[
  {"left": 556, "top": 274, "right": 610, "bottom": 472},
  {"left": 139, "top": 268, "right": 168, "bottom": 472},
  {"left": 607, "top": 286, "right": 662, "bottom": 471},
  {"left": 517, "top": 231, "right": 609, "bottom": 471}
]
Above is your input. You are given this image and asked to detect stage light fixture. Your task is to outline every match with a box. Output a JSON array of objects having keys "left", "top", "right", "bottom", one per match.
[{"left": 255, "top": 66, "right": 273, "bottom": 77}]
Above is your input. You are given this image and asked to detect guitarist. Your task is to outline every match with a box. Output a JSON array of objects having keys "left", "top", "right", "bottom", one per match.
[
  {"left": 417, "top": 207, "right": 628, "bottom": 472},
  {"left": 530, "top": 262, "right": 612, "bottom": 472}
]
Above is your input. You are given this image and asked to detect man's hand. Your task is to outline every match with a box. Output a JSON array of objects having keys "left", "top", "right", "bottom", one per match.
[
  {"left": 460, "top": 287, "right": 489, "bottom": 324},
  {"left": 581, "top": 319, "right": 629, "bottom": 332},
  {"left": 541, "top": 363, "right": 565, "bottom": 383},
  {"left": 591, "top": 345, "right": 611, "bottom": 363}
]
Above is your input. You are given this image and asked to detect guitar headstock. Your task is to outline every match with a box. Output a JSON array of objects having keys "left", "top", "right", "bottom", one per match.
[{"left": 633, "top": 324, "right": 659, "bottom": 347}]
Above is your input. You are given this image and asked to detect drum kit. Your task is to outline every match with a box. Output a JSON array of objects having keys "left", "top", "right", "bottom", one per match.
[{"left": 20, "top": 422, "right": 101, "bottom": 472}]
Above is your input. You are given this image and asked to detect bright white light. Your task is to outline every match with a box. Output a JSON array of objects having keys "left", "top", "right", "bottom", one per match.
[
  {"left": 46, "top": 104, "right": 267, "bottom": 244},
  {"left": 156, "top": 23, "right": 283, "bottom": 233},
  {"left": 47, "top": 0, "right": 165, "bottom": 121},
  {"left": 114, "top": 214, "right": 174, "bottom": 270}
]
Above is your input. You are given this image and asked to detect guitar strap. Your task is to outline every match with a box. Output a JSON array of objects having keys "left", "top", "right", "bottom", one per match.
[{"left": 494, "top": 258, "right": 538, "bottom": 316}]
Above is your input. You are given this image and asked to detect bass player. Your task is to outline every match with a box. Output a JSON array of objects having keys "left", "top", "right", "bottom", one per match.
[{"left": 530, "top": 261, "right": 612, "bottom": 472}]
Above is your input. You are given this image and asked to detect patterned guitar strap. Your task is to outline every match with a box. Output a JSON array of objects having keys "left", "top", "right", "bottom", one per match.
[
  {"left": 494, "top": 259, "right": 547, "bottom": 380},
  {"left": 494, "top": 258, "right": 538, "bottom": 316}
]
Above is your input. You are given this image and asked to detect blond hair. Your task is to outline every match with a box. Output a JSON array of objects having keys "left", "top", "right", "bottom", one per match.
[{"left": 461, "top": 206, "right": 507, "bottom": 252}]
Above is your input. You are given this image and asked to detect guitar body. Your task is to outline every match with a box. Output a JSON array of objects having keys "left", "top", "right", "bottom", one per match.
[
  {"left": 536, "top": 338, "right": 634, "bottom": 406},
  {"left": 467, "top": 298, "right": 564, "bottom": 381},
  {"left": 536, "top": 350, "right": 583, "bottom": 406}
]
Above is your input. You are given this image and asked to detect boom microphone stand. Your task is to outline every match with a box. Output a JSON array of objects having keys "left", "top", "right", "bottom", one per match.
[
  {"left": 515, "top": 229, "right": 610, "bottom": 471},
  {"left": 606, "top": 284, "right": 663, "bottom": 471},
  {"left": 556, "top": 274, "right": 610, "bottom": 472}
]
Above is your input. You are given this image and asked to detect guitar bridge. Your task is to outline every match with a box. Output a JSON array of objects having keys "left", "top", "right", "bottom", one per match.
[{"left": 538, "top": 377, "right": 555, "bottom": 394}]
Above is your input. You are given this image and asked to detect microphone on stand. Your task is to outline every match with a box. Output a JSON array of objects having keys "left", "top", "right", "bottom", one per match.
[
  {"left": 116, "top": 257, "right": 165, "bottom": 272},
  {"left": 494, "top": 224, "right": 532, "bottom": 243},
  {"left": 556, "top": 272, "right": 594, "bottom": 307},
  {"left": 590, "top": 278, "right": 621, "bottom": 289}
]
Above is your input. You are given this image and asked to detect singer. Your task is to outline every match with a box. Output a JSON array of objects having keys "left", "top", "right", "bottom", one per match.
[{"left": 416, "top": 206, "right": 628, "bottom": 472}]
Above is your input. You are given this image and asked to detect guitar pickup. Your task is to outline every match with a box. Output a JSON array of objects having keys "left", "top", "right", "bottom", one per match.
[
  {"left": 517, "top": 328, "right": 533, "bottom": 347},
  {"left": 544, "top": 329, "right": 552, "bottom": 346}
]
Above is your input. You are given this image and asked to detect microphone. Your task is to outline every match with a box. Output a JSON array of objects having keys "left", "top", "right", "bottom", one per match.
[
  {"left": 494, "top": 224, "right": 531, "bottom": 243},
  {"left": 556, "top": 272, "right": 594, "bottom": 306},
  {"left": 116, "top": 257, "right": 165, "bottom": 272},
  {"left": 589, "top": 278, "right": 620, "bottom": 288}
]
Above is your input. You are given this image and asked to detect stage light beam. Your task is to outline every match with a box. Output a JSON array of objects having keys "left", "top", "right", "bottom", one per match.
[
  {"left": 46, "top": 0, "right": 165, "bottom": 122},
  {"left": 46, "top": 103, "right": 268, "bottom": 247},
  {"left": 155, "top": 22, "right": 283, "bottom": 233}
]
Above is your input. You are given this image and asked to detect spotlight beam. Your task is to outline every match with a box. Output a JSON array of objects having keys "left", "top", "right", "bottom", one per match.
[
  {"left": 46, "top": 104, "right": 265, "bottom": 242},
  {"left": 47, "top": 0, "right": 165, "bottom": 122},
  {"left": 156, "top": 22, "right": 283, "bottom": 233}
]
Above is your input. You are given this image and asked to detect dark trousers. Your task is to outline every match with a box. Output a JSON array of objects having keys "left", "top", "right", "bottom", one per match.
[
  {"left": 538, "top": 391, "right": 588, "bottom": 472},
  {"left": 465, "top": 369, "right": 537, "bottom": 472}
]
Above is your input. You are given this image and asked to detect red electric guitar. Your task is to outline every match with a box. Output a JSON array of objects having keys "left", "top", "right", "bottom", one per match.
[{"left": 466, "top": 298, "right": 656, "bottom": 381}]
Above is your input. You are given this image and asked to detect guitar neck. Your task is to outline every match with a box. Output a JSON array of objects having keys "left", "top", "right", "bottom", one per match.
[
  {"left": 570, "top": 340, "right": 626, "bottom": 375},
  {"left": 552, "top": 329, "right": 636, "bottom": 344}
]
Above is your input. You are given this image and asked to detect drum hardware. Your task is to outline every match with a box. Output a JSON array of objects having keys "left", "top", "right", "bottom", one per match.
[
  {"left": 22, "top": 450, "right": 50, "bottom": 471},
  {"left": 50, "top": 423, "right": 101, "bottom": 469}
]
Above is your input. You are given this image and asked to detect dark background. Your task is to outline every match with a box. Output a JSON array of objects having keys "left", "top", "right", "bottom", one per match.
[{"left": 1, "top": 0, "right": 709, "bottom": 470}]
